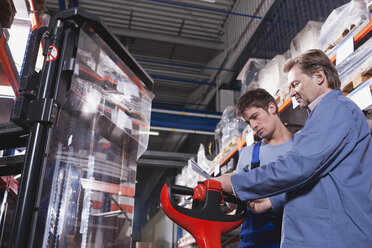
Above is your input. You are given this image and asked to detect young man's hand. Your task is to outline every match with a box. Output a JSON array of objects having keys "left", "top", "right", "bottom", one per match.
[
  {"left": 247, "top": 198, "right": 273, "bottom": 214},
  {"left": 213, "top": 172, "right": 235, "bottom": 194}
]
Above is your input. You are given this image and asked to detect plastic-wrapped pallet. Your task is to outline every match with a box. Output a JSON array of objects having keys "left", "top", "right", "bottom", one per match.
[
  {"left": 319, "top": 0, "right": 369, "bottom": 52},
  {"left": 220, "top": 106, "right": 246, "bottom": 149},
  {"left": 240, "top": 59, "right": 267, "bottom": 96},
  {"left": 221, "top": 107, "right": 237, "bottom": 143},
  {"left": 175, "top": 172, "right": 185, "bottom": 187},
  {"left": 290, "top": 21, "right": 323, "bottom": 58},
  {"left": 215, "top": 107, "right": 246, "bottom": 154},
  {"left": 336, "top": 36, "right": 372, "bottom": 86},
  {"left": 186, "top": 159, "right": 199, "bottom": 188},
  {"left": 179, "top": 165, "right": 188, "bottom": 187},
  {"left": 257, "top": 54, "right": 287, "bottom": 97},
  {"left": 214, "top": 120, "right": 223, "bottom": 154},
  {"left": 197, "top": 144, "right": 212, "bottom": 174}
]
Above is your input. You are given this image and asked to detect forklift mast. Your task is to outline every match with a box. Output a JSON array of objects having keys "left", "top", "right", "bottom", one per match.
[{"left": 9, "top": 8, "right": 154, "bottom": 248}]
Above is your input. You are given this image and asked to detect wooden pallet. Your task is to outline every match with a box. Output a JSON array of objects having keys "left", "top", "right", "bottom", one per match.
[
  {"left": 211, "top": 136, "right": 240, "bottom": 168},
  {"left": 342, "top": 67, "right": 372, "bottom": 95},
  {"left": 223, "top": 136, "right": 240, "bottom": 151},
  {"left": 241, "top": 125, "right": 251, "bottom": 140},
  {"left": 325, "top": 25, "right": 355, "bottom": 53},
  {"left": 275, "top": 91, "right": 286, "bottom": 104}
]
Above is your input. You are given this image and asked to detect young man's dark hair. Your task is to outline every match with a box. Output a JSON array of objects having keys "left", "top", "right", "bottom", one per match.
[
  {"left": 236, "top": 88, "right": 279, "bottom": 117},
  {"left": 283, "top": 49, "right": 341, "bottom": 89}
]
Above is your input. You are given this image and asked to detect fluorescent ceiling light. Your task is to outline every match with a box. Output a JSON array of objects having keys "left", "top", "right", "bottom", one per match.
[
  {"left": 200, "top": 0, "right": 216, "bottom": 2},
  {"left": 139, "top": 130, "right": 159, "bottom": 136}
]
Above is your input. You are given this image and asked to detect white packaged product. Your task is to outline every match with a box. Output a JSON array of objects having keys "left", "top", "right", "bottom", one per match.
[
  {"left": 290, "top": 21, "right": 323, "bottom": 58},
  {"left": 257, "top": 54, "right": 287, "bottom": 97},
  {"left": 336, "top": 37, "right": 372, "bottom": 86},
  {"left": 197, "top": 144, "right": 212, "bottom": 174},
  {"left": 186, "top": 159, "right": 198, "bottom": 188},
  {"left": 214, "top": 120, "right": 223, "bottom": 153},
  {"left": 319, "top": 0, "right": 369, "bottom": 52},
  {"left": 175, "top": 173, "right": 185, "bottom": 187}
]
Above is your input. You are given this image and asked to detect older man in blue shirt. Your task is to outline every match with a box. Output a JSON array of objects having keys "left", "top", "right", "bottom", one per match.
[{"left": 215, "top": 49, "right": 372, "bottom": 247}]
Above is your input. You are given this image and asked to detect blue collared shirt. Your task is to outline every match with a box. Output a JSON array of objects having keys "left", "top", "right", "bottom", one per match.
[
  {"left": 307, "top": 90, "right": 331, "bottom": 114},
  {"left": 232, "top": 90, "right": 372, "bottom": 248}
]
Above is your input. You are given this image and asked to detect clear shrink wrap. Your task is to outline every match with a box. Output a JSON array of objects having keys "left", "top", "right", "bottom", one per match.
[
  {"left": 197, "top": 144, "right": 211, "bottom": 174},
  {"left": 336, "top": 37, "right": 372, "bottom": 86},
  {"left": 240, "top": 59, "right": 267, "bottom": 96},
  {"left": 219, "top": 106, "right": 246, "bottom": 149},
  {"left": 290, "top": 21, "right": 323, "bottom": 58},
  {"left": 257, "top": 54, "right": 287, "bottom": 97},
  {"left": 319, "top": 0, "right": 369, "bottom": 52}
]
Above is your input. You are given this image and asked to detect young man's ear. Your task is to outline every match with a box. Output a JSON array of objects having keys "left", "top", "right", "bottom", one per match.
[{"left": 268, "top": 102, "right": 277, "bottom": 115}]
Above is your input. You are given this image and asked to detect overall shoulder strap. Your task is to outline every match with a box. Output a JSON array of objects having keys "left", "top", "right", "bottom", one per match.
[{"left": 251, "top": 140, "right": 262, "bottom": 169}]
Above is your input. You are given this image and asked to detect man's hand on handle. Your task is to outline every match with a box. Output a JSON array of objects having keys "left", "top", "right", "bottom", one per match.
[
  {"left": 213, "top": 172, "right": 235, "bottom": 195},
  {"left": 213, "top": 172, "right": 273, "bottom": 214}
]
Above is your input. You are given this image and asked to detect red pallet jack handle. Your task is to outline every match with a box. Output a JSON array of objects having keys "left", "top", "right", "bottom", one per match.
[{"left": 160, "top": 179, "right": 246, "bottom": 248}]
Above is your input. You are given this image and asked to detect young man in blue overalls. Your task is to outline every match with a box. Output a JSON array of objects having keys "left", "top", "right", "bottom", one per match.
[{"left": 234, "top": 88, "right": 293, "bottom": 248}]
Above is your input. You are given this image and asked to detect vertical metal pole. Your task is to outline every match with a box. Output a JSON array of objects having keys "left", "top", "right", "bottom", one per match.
[
  {"left": 9, "top": 20, "right": 64, "bottom": 248},
  {"left": 0, "top": 189, "right": 8, "bottom": 246},
  {"left": 216, "top": 76, "right": 220, "bottom": 112}
]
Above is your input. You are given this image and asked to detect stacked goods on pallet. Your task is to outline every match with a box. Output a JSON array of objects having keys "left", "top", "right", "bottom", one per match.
[
  {"left": 174, "top": 173, "right": 185, "bottom": 187},
  {"left": 174, "top": 144, "right": 211, "bottom": 188},
  {"left": 212, "top": 106, "right": 246, "bottom": 169},
  {"left": 257, "top": 54, "right": 288, "bottom": 97},
  {"left": 336, "top": 37, "right": 372, "bottom": 93},
  {"left": 196, "top": 144, "right": 212, "bottom": 175},
  {"left": 185, "top": 159, "right": 198, "bottom": 188},
  {"left": 319, "top": 0, "right": 369, "bottom": 53},
  {"left": 290, "top": 21, "right": 323, "bottom": 58},
  {"left": 240, "top": 58, "right": 267, "bottom": 96},
  {"left": 215, "top": 106, "right": 245, "bottom": 154},
  {"left": 220, "top": 106, "right": 246, "bottom": 151},
  {"left": 214, "top": 121, "right": 223, "bottom": 154},
  {"left": 174, "top": 160, "right": 196, "bottom": 188}
]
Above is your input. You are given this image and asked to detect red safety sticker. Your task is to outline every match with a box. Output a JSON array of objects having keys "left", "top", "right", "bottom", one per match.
[{"left": 46, "top": 45, "right": 58, "bottom": 62}]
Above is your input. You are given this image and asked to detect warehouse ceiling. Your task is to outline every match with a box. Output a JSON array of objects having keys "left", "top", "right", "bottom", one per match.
[
  {"left": 42, "top": 0, "right": 351, "bottom": 242},
  {"left": 46, "top": 0, "right": 238, "bottom": 111}
]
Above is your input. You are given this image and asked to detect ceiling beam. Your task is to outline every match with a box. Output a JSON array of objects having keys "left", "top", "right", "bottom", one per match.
[{"left": 112, "top": 27, "right": 225, "bottom": 50}]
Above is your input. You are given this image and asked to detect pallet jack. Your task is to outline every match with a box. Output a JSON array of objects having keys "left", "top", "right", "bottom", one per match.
[{"left": 161, "top": 179, "right": 246, "bottom": 248}]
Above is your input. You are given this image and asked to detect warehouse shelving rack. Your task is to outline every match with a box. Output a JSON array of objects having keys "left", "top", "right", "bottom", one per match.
[
  {"left": 211, "top": 17, "right": 372, "bottom": 174},
  {"left": 175, "top": 15, "right": 372, "bottom": 248}
]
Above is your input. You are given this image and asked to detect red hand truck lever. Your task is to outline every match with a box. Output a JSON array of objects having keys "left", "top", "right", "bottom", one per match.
[{"left": 160, "top": 179, "right": 246, "bottom": 248}]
